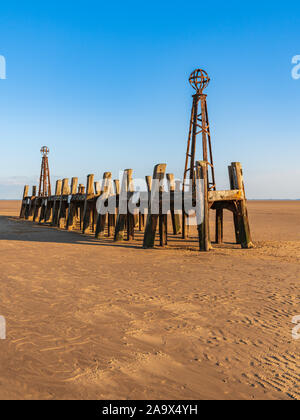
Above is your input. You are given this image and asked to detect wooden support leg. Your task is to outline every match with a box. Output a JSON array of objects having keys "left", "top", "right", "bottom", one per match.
[
  {"left": 114, "top": 214, "right": 126, "bottom": 241},
  {"left": 38, "top": 202, "right": 45, "bottom": 223},
  {"left": 138, "top": 212, "right": 144, "bottom": 231},
  {"left": 196, "top": 161, "right": 210, "bottom": 252},
  {"left": 33, "top": 201, "right": 40, "bottom": 222},
  {"left": 66, "top": 203, "right": 75, "bottom": 230},
  {"left": 127, "top": 212, "right": 135, "bottom": 241},
  {"left": 166, "top": 174, "right": 181, "bottom": 235},
  {"left": 45, "top": 203, "right": 53, "bottom": 224},
  {"left": 215, "top": 208, "right": 223, "bottom": 244},
  {"left": 159, "top": 214, "right": 168, "bottom": 246},
  {"left": 95, "top": 213, "right": 107, "bottom": 238},
  {"left": 82, "top": 174, "right": 95, "bottom": 234},
  {"left": 143, "top": 214, "right": 159, "bottom": 248},
  {"left": 228, "top": 166, "right": 241, "bottom": 244}
]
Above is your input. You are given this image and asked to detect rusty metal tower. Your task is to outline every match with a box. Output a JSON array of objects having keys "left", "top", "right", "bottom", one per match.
[
  {"left": 183, "top": 69, "right": 216, "bottom": 191},
  {"left": 38, "top": 146, "right": 51, "bottom": 197}
]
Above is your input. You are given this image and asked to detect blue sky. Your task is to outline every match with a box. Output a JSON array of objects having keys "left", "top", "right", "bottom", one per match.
[{"left": 0, "top": 0, "right": 299, "bottom": 199}]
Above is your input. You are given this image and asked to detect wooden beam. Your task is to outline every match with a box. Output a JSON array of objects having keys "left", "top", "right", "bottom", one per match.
[{"left": 208, "top": 189, "right": 243, "bottom": 202}]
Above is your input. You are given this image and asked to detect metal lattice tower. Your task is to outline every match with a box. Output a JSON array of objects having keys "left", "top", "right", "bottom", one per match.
[
  {"left": 38, "top": 146, "right": 51, "bottom": 197},
  {"left": 183, "top": 69, "right": 216, "bottom": 191}
]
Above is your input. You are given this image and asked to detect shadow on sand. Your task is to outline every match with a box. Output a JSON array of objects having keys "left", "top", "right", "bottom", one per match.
[{"left": 0, "top": 215, "right": 238, "bottom": 250}]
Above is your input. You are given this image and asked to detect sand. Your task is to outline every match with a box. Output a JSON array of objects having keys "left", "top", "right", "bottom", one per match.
[{"left": 0, "top": 200, "right": 299, "bottom": 400}]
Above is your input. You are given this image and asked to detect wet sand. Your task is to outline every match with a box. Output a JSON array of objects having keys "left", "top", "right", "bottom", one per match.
[{"left": 0, "top": 200, "right": 299, "bottom": 400}]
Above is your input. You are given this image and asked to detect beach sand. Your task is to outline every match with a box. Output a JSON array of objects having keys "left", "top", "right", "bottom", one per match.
[{"left": 0, "top": 200, "right": 299, "bottom": 400}]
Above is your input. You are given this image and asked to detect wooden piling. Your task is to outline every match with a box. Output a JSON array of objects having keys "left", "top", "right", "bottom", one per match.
[
  {"left": 196, "top": 161, "right": 210, "bottom": 251},
  {"left": 215, "top": 207, "right": 223, "bottom": 244},
  {"left": 114, "top": 170, "right": 134, "bottom": 242},
  {"left": 95, "top": 172, "right": 112, "bottom": 238},
  {"left": 66, "top": 177, "right": 78, "bottom": 230},
  {"left": 20, "top": 185, "right": 29, "bottom": 218},
  {"left": 143, "top": 164, "right": 167, "bottom": 248},
  {"left": 231, "top": 162, "right": 254, "bottom": 249},
  {"left": 228, "top": 165, "right": 240, "bottom": 244},
  {"left": 82, "top": 174, "right": 94, "bottom": 234},
  {"left": 167, "top": 173, "right": 181, "bottom": 235},
  {"left": 51, "top": 180, "right": 62, "bottom": 226}
]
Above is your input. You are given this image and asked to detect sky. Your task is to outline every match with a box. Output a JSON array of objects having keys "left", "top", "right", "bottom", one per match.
[{"left": 0, "top": 0, "right": 299, "bottom": 199}]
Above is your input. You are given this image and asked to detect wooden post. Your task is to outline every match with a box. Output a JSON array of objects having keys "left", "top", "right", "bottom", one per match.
[
  {"left": 215, "top": 207, "right": 223, "bottom": 244},
  {"left": 61, "top": 178, "right": 69, "bottom": 195},
  {"left": 231, "top": 162, "right": 254, "bottom": 249},
  {"left": 196, "top": 161, "right": 210, "bottom": 251},
  {"left": 71, "top": 177, "right": 78, "bottom": 195},
  {"left": 228, "top": 165, "right": 240, "bottom": 243},
  {"left": 66, "top": 177, "right": 78, "bottom": 230},
  {"left": 114, "top": 179, "right": 120, "bottom": 195},
  {"left": 143, "top": 164, "right": 167, "bottom": 248},
  {"left": 30, "top": 186, "right": 39, "bottom": 222},
  {"left": 126, "top": 169, "right": 135, "bottom": 241},
  {"left": 51, "top": 180, "right": 62, "bottom": 226},
  {"left": 57, "top": 179, "right": 69, "bottom": 228},
  {"left": 106, "top": 179, "right": 119, "bottom": 235},
  {"left": 114, "top": 170, "right": 133, "bottom": 242},
  {"left": 55, "top": 180, "right": 63, "bottom": 196},
  {"left": 82, "top": 174, "right": 94, "bottom": 234},
  {"left": 94, "top": 181, "right": 101, "bottom": 195},
  {"left": 95, "top": 172, "right": 112, "bottom": 238},
  {"left": 167, "top": 173, "right": 181, "bottom": 235},
  {"left": 20, "top": 185, "right": 29, "bottom": 218}
]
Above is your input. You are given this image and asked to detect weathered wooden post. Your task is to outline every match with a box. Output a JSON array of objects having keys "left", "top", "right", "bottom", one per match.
[
  {"left": 95, "top": 172, "right": 112, "bottom": 238},
  {"left": 94, "top": 181, "right": 101, "bottom": 195},
  {"left": 167, "top": 173, "right": 181, "bottom": 235},
  {"left": 82, "top": 174, "right": 95, "bottom": 234},
  {"left": 143, "top": 164, "right": 167, "bottom": 248},
  {"left": 215, "top": 208, "right": 223, "bottom": 244},
  {"left": 107, "top": 179, "right": 119, "bottom": 236},
  {"left": 57, "top": 178, "right": 70, "bottom": 228},
  {"left": 66, "top": 177, "right": 79, "bottom": 230},
  {"left": 228, "top": 165, "right": 240, "bottom": 244},
  {"left": 51, "top": 180, "right": 62, "bottom": 226},
  {"left": 20, "top": 185, "right": 29, "bottom": 218},
  {"left": 126, "top": 170, "right": 135, "bottom": 241},
  {"left": 231, "top": 162, "right": 254, "bottom": 249},
  {"left": 114, "top": 169, "right": 134, "bottom": 241},
  {"left": 196, "top": 161, "right": 210, "bottom": 251},
  {"left": 28, "top": 186, "right": 37, "bottom": 221}
]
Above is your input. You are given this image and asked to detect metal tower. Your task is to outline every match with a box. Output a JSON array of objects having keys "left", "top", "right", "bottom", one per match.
[
  {"left": 38, "top": 146, "right": 51, "bottom": 197},
  {"left": 183, "top": 69, "right": 216, "bottom": 191}
]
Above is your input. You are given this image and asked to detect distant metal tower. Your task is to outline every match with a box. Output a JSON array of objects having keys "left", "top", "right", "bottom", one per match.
[
  {"left": 183, "top": 69, "right": 216, "bottom": 191},
  {"left": 38, "top": 146, "right": 51, "bottom": 197}
]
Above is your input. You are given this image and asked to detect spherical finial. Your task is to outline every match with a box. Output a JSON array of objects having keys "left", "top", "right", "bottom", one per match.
[
  {"left": 40, "top": 146, "right": 50, "bottom": 156},
  {"left": 189, "top": 69, "right": 210, "bottom": 93}
]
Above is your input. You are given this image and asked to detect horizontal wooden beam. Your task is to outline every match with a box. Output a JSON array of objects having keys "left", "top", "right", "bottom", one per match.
[{"left": 208, "top": 189, "right": 244, "bottom": 202}]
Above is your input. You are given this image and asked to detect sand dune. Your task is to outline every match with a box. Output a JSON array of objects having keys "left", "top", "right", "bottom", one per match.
[{"left": 0, "top": 200, "right": 299, "bottom": 400}]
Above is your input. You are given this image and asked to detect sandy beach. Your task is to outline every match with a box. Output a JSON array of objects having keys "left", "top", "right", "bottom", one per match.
[{"left": 0, "top": 200, "right": 299, "bottom": 400}]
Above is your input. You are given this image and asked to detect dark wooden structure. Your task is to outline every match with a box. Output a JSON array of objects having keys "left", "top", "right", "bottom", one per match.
[{"left": 20, "top": 69, "right": 253, "bottom": 252}]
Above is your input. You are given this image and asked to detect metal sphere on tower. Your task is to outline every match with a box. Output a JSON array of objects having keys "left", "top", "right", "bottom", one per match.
[
  {"left": 189, "top": 69, "right": 210, "bottom": 93},
  {"left": 40, "top": 146, "right": 50, "bottom": 156}
]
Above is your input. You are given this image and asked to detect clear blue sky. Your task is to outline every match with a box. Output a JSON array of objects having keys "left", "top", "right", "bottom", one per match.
[{"left": 0, "top": 0, "right": 299, "bottom": 199}]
